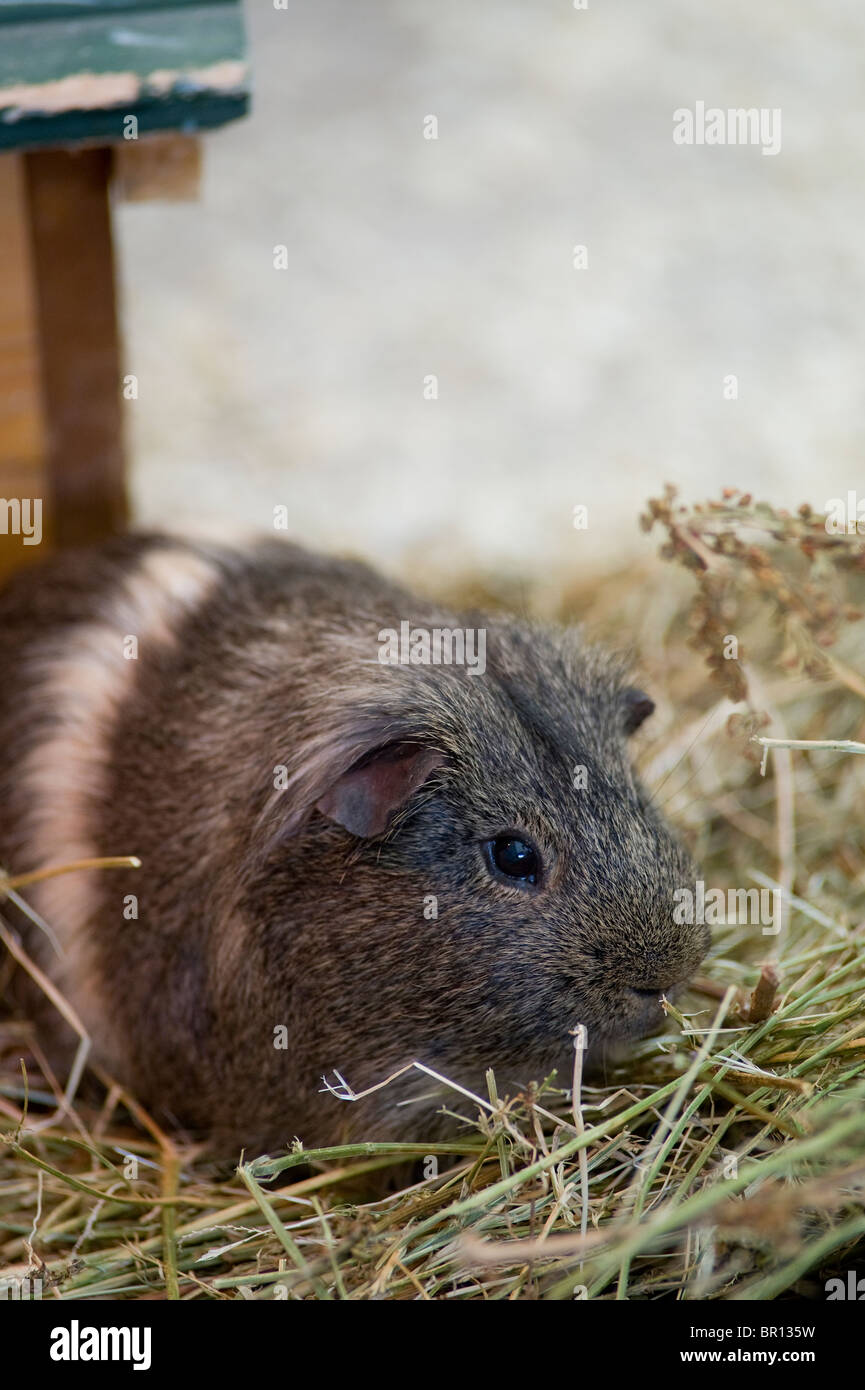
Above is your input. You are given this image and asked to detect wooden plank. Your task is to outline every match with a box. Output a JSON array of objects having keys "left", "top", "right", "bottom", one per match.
[
  {"left": 0, "top": 5, "right": 248, "bottom": 150},
  {"left": 0, "top": 152, "right": 49, "bottom": 582},
  {"left": 24, "top": 147, "right": 128, "bottom": 546}
]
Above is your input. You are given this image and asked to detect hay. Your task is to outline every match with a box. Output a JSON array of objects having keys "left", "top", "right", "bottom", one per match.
[{"left": 2, "top": 489, "right": 865, "bottom": 1301}]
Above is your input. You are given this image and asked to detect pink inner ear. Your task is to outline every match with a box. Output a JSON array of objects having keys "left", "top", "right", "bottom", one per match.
[{"left": 315, "top": 745, "right": 445, "bottom": 838}]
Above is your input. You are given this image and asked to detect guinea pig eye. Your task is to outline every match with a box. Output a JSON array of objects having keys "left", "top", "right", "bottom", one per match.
[{"left": 484, "top": 834, "right": 541, "bottom": 887}]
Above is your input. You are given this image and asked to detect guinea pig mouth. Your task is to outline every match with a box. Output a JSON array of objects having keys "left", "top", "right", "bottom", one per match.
[
  {"left": 594, "top": 987, "right": 671, "bottom": 1044},
  {"left": 581, "top": 995, "right": 670, "bottom": 1064},
  {"left": 623, "top": 988, "right": 668, "bottom": 1030}
]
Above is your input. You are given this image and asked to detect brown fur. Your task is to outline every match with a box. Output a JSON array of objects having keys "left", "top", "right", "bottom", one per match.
[{"left": 0, "top": 534, "right": 709, "bottom": 1153}]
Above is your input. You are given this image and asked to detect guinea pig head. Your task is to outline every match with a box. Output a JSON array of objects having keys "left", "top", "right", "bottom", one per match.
[{"left": 247, "top": 617, "right": 708, "bottom": 1121}]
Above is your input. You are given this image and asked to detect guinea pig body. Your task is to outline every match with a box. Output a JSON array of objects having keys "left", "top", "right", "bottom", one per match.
[{"left": 0, "top": 534, "right": 708, "bottom": 1151}]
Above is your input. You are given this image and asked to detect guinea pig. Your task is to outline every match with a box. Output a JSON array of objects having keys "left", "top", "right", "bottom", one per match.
[{"left": 0, "top": 533, "right": 708, "bottom": 1152}]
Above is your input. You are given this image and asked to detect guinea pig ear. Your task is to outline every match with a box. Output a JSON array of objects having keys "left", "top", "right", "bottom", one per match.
[
  {"left": 621, "top": 686, "right": 655, "bottom": 735},
  {"left": 315, "top": 741, "right": 445, "bottom": 838}
]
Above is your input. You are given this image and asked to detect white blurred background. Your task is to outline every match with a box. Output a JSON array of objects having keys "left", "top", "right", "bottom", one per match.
[{"left": 116, "top": 0, "right": 865, "bottom": 595}]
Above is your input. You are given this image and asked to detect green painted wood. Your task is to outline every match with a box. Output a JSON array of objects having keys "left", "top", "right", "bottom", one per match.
[
  {"left": 0, "top": 2, "right": 232, "bottom": 26},
  {"left": 0, "top": 7, "right": 246, "bottom": 84},
  {"left": 0, "top": 2, "right": 248, "bottom": 148},
  {"left": 0, "top": 93, "right": 247, "bottom": 148}
]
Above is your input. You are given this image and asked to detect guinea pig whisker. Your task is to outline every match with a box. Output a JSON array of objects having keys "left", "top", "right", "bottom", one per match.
[
  {"left": 652, "top": 741, "right": 724, "bottom": 813},
  {"left": 646, "top": 707, "right": 724, "bottom": 808}
]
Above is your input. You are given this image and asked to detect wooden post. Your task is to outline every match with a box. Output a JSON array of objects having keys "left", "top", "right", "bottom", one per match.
[
  {"left": 0, "top": 152, "right": 49, "bottom": 581},
  {"left": 24, "top": 147, "right": 128, "bottom": 548}
]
